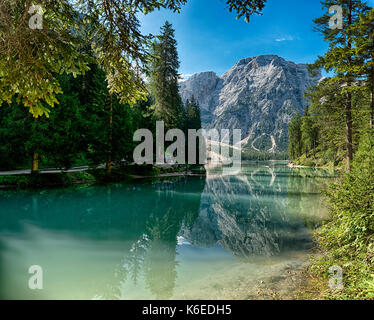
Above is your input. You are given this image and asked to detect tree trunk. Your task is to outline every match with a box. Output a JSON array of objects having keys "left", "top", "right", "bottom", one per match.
[
  {"left": 106, "top": 94, "right": 113, "bottom": 175},
  {"left": 32, "top": 152, "right": 39, "bottom": 173},
  {"left": 346, "top": 92, "right": 353, "bottom": 172},
  {"left": 31, "top": 117, "right": 39, "bottom": 173}
]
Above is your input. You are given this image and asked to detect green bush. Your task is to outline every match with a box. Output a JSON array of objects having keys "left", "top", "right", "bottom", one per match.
[{"left": 310, "top": 132, "right": 374, "bottom": 300}]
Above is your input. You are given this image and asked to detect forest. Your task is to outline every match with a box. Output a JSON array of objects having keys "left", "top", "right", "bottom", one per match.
[
  {"left": 288, "top": 0, "right": 374, "bottom": 299},
  {"left": 0, "top": 20, "right": 201, "bottom": 178}
]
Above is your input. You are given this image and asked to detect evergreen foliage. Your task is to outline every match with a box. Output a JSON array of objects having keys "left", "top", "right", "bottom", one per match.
[
  {"left": 288, "top": 113, "right": 303, "bottom": 160},
  {"left": 150, "top": 21, "right": 184, "bottom": 130},
  {"left": 311, "top": 0, "right": 370, "bottom": 171},
  {"left": 0, "top": 0, "right": 265, "bottom": 117}
]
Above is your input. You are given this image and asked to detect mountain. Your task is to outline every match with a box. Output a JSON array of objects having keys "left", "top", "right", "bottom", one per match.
[{"left": 179, "top": 55, "right": 322, "bottom": 153}]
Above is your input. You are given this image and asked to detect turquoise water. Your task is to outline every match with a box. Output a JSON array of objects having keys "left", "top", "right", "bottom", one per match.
[{"left": 0, "top": 162, "right": 335, "bottom": 300}]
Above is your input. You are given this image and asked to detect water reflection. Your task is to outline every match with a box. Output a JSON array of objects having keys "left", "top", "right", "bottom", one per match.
[
  {"left": 184, "top": 163, "right": 334, "bottom": 259},
  {"left": 0, "top": 163, "right": 335, "bottom": 300}
]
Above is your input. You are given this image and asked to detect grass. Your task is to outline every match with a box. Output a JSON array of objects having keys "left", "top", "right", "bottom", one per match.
[{"left": 299, "top": 247, "right": 374, "bottom": 300}]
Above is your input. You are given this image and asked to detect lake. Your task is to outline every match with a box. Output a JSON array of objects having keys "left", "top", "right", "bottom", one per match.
[{"left": 0, "top": 162, "right": 335, "bottom": 300}]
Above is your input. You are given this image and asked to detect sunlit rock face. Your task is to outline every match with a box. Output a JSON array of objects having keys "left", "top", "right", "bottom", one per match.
[
  {"left": 179, "top": 71, "right": 222, "bottom": 124},
  {"left": 179, "top": 55, "right": 321, "bottom": 152}
]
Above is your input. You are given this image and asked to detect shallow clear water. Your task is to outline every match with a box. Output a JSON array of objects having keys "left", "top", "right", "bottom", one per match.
[{"left": 0, "top": 162, "right": 336, "bottom": 300}]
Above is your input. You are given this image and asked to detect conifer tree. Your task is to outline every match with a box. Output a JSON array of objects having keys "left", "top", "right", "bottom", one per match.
[
  {"left": 149, "top": 21, "right": 184, "bottom": 130},
  {"left": 82, "top": 63, "right": 134, "bottom": 171},
  {"left": 0, "top": 0, "right": 267, "bottom": 118},
  {"left": 183, "top": 96, "right": 202, "bottom": 170},
  {"left": 306, "top": 80, "right": 350, "bottom": 165},
  {"left": 354, "top": 8, "right": 374, "bottom": 127},
  {"left": 301, "top": 107, "right": 318, "bottom": 158},
  {"left": 185, "top": 96, "right": 202, "bottom": 131},
  {"left": 312, "top": 0, "right": 370, "bottom": 171},
  {"left": 288, "top": 114, "right": 303, "bottom": 160}
]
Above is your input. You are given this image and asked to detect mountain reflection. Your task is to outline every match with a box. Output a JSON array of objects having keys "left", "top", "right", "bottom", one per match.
[
  {"left": 0, "top": 163, "right": 333, "bottom": 299},
  {"left": 182, "top": 164, "right": 325, "bottom": 258}
]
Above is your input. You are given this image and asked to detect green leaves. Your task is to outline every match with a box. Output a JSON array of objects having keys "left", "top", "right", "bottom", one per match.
[
  {"left": 0, "top": 0, "right": 90, "bottom": 117},
  {"left": 312, "top": 131, "right": 374, "bottom": 299},
  {"left": 226, "top": 0, "right": 266, "bottom": 22},
  {"left": 1, "top": 0, "right": 268, "bottom": 118},
  {"left": 149, "top": 21, "right": 183, "bottom": 130}
]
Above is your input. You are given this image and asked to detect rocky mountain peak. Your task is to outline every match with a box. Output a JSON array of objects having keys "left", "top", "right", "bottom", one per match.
[{"left": 179, "top": 55, "right": 321, "bottom": 153}]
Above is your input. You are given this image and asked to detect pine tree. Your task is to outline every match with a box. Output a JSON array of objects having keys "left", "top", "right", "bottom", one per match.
[
  {"left": 301, "top": 107, "right": 319, "bottom": 158},
  {"left": 82, "top": 63, "right": 134, "bottom": 171},
  {"left": 312, "top": 0, "right": 370, "bottom": 171},
  {"left": 354, "top": 8, "right": 374, "bottom": 127},
  {"left": 133, "top": 96, "right": 155, "bottom": 134},
  {"left": 0, "top": 73, "right": 88, "bottom": 171},
  {"left": 184, "top": 96, "right": 203, "bottom": 169},
  {"left": 37, "top": 73, "right": 88, "bottom": 170},
  {"left": 306, "top": 80, "right": 350, "bottom": 165},
  {"left": 185, "top": 96, "right": 202, "bottom": 131},
  {"left": 150, "top": 21, "right": 184, "bottom": 130},
  {"left": 288, "top": 114, "right": 303, "bottom": 160}
]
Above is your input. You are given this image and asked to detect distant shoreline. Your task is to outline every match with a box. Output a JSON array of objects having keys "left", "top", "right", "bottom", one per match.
[{"left": 0, "top": 165, "right": 206, "bottom": 190}]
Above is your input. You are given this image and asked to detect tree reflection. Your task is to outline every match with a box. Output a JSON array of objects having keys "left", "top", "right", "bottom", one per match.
[{"left": 0, "top": 177, "right": 206, "bottom": 300}]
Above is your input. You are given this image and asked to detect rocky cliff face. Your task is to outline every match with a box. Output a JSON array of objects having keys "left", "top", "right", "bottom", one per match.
[{"left": 179, "top": 55, "right": 321, "bottom": 153}]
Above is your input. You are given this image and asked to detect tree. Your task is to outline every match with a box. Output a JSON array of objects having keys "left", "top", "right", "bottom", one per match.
[
  {"left": 225, "top": 0, "right": 267, "bottom": 22},
  {"left": 288, "top": 113, "right": 302, "bottom": 160},
  {"left": 149, "top": 21, "right": 184, "bottom": 130},
  {"left": 185, "top": 96, "right": 202, "bottom": 131},
  {"left": 133, "top": 96, "right": 155, "bottom": 134},
  {"left": 0, "top": 0, "right": 89, "bottom": 117},
  {"left": 315, "top": 129, "right": 374, "bottom": 299},
  {"left": 306, "top": 80, "right": 348, "bottom": 164},
  {"left": 35, "top": 73, "right": 88, "bottom": 170},
  {"left": 82, "top": 63, "right": 134, "bottom": 171},
  {"left": 0, "top": 102, "right": 31, "bottom": 170},
  {"left": 301, "top": 106, "right": 318, "bottom": 158},
  {"left": 0, "top": 0, "right": 267, "bottom": 118},
  {"left": 184, "top": 96, "right": 202, "bottom": 170},
  {"left": 354, "top": 8, "right": 374, "bottom": 127},
  {"left": 0, "top": 73, "right": 88, "bottom": 171},
  {"left": 312, "top": 0, "right": 370, "bottom": 171}
]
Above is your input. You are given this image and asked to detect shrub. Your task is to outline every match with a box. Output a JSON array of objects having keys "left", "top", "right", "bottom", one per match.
[{"left": 310, "top": 132, "right": 374, "bottom": 299}]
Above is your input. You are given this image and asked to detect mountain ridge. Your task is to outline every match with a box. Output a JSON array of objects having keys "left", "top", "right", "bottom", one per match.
[{"left": 179, "top": 55, "right": 322, "bottom": 153}]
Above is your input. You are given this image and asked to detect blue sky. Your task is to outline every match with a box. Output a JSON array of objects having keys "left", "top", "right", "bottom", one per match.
[{"left": 140, "top": 0, "right": 374, "bottom": 78}]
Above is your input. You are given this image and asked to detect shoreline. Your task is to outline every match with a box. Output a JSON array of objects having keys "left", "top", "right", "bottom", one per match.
[
  {"left": 288, "top": 161, "right": 342, "bottom": 170},
  {"left": 0, "top": 166, "right": 206, "bottom": 190}
]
